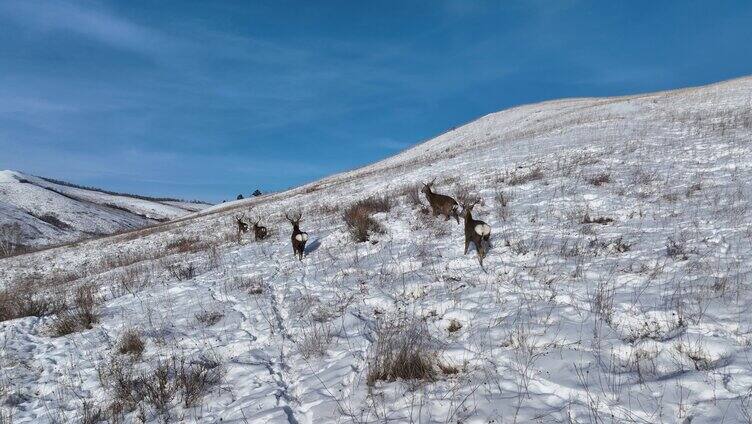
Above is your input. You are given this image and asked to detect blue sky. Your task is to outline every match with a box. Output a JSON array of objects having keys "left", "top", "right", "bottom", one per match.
[{"left": 1, "top": 0, "right": 751, "bottom": 202}]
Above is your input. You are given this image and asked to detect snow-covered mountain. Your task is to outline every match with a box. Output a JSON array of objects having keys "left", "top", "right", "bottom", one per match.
[
  {"left": 1, "top": 77, "right": 751, "bottom": 423},
  {"left": 0, "top": 170, "right": 210, "bottom": 251}
]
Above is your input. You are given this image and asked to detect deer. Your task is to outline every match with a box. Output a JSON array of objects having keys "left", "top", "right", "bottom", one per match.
[
  {"left": 285, "top": 212, "right": 308, "bottom": 260},
  {"left": 421, "top": 178, "right": 460, "bottom": 223},
  {"left": 462, "top": 199, "right": 491, "bottom": 267},
  {"left": 247, "top": 209, "right": 269, "bottom": 241},
  {"left": 234, "top": 213, "right": 250, "bottom": 243}
]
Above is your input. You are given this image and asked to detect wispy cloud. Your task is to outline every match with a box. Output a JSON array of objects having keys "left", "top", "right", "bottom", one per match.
[{"left": 0, "top": 0, "right": 172, "bottom": 54}]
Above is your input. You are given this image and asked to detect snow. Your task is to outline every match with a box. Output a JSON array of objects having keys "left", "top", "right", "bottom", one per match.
[{"left": 2, "top": 76, "right": 752, "bottom": 422}]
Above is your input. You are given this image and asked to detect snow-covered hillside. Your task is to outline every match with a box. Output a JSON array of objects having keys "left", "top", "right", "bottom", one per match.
[
  {"left": 1, "top": 77, "right": 752, "bottom": 423},
  {"left": 0, "top": 170, "right": 211, "bottom": 251}
]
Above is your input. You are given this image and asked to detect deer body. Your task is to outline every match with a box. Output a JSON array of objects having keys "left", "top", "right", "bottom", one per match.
[
  {"left": 422, "top": 180, "right": 460, "bottom": 223},
  {"left": 252, "top": 223, "right": 268, "bottom": 241},
  {"left": 463, "top": 202, "right": 491, "bottom": 267},
  {"left": 286, "top": 213, "right": 308, "bottom": 260}
]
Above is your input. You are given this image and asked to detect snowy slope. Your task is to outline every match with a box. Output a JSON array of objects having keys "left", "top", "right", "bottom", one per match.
[
  {"left": 0, "top": 170, "right": 211, "bottom": 249},
  {"left": 1, "top": 77, "right": 752, "bottom": 423}
]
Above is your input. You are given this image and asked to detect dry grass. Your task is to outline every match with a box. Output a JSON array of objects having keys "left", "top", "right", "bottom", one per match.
[
  {"left": 587, "top": 172, "right": 611, "bottom": 186},
  {"left": 0, "top": 222, "right": 22, "bottom": 258},
  {"left": 667, "top": 236, "right": 689, "bottom": 260},
  {"left": 453, "top": 184, "right": 475, "bottom": 206},
  {"left": 401, "top": 183, "right": 423, "bottom": 207},
  {"left": 495, "top": 189, "right": 511, "bottom": 221},
  {"left": 367, "top": 317, "right": 440, "bottom": 385},
  {"left": 166, "top": 237, "right": 207, "bottom": 254},
  {"left": 447, "top": 319, "right": 463, "bottom": 333},
  {"left": 505, "top": 167, "right": 544, "bottom": 186},
  {"left": 162, "top": 260, "right": 197, "bottom": 281},
  {"left": 234, "top": 275, "right": 264, "bottom": 295},
  {"left": 582, "top": 214, "right": 614, "bottom": 225},
  {"left": 297, "top": 322, "right": 333, "bottom": 359},
  {"left": 99, "top": 353, "right": 224, "bottom": 420},
  {"left": 117, "top": 329, "right": 145, "bottom": 359},
  {"left": 0, "top": 284, "right": 65, "bottom": 322},
  {"left": 195, "top": 310, "right": 224, "bottom": 326},
  {"left": 343, "top": 196, "right": 392, "bottom": 242},
  {"left": 51, "top": 284, "right": 100, "bottom": 336}
]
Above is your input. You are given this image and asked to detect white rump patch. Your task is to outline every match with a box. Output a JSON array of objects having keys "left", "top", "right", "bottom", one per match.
[
  {"left": 295, "top": 233, "right": 308, "bottom": 242},
  {"left": 474, "top": 224, "right": 491, "bottom": 236}
]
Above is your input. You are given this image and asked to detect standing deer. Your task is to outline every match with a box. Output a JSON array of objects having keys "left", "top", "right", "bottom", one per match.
[
  {"left": 250, "top": 218, "right": 268, "bottom": 241},
  {"left": 247, "top": 209, "right": 269, "bottom": 241},
  {"left": 285, "top": 212, "right": 308, "bottom": 260},
  {"left": 421, "top": 178, "right": 460, "bottom": 223},
  {"left": 462, "top": 199, "right": 491, "bottom": 267},
  {"left": 234, "top": 213, "right": 249, "bottom": 243}
]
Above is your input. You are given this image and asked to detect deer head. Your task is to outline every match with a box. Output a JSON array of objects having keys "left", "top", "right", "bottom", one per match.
[
  {"left": 461, "top": 198, "right": 481, "bottom": 218},
  {"left": 285, "top": 211, "right": 302, "bottom": 228},
  {"left": 421, "top": 178, "right": 436, "bottom": 195},
  {"left": 234, "top": 213, "right": 249, "bottom": 232}
]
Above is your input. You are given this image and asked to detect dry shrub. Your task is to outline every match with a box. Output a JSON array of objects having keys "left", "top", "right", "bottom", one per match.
[
  {"left": 163, "top": 260, "right": 196, "bottom": 281},
  {"left": 97, "top": 358, "right": 142, "bottom": 414},
  {"left": 79, "top": 400, "right": 105, "bottom": 424},
  {"left": 297, "top": 322, "right": 333, "bottom": 359},
  {"left": 195, "top": 310, "right": 223, "bottom": 326},
  {"left": 494, "top": 189, "right": 511, "bottom": 221},
  {"left": 51, "top": 284, "right": 100, "bottom": 336},
  {"left": 115, "top": 263, "right": 153, "bottom": 295},
  {"left": 0, "top": 285, "right": 65, "bottom": 322},
  {"left": 313, "top": 203, "right": 340, "bottom": 215},
  {"left": 205, "top": 244, "right": 222, "bottom": 270},
  {"left": 0, "top": 222, "right": 22, "bottom": 258},
  {"left": 234, "top": 275, "right": 264, "bottom": 295},
  {"left": 587, "top": 172, "right": 611, "bottom": 186},
  {"left": 99, "top": 353, "right": 224, "bottom": 418},
  {"left": 582, "top": 214, "right": 614, "bottom": 225},
  {"left": 453, "top": 184, "right": 474, "bottom": 206},
  {"left": 98, "top": 250, "right": 152, "bottom": 272},
  {"left": 631, "top": 167, "right": 657, "bottom": 186},
  {"left": 343, "top": 196, "right": 392, "bottom": 242},
  {"left": 667, "top": 236, "right": 689, "bottom": 260},
  {"left": 166, "top": 237, "right": 206, "bottom": 253},
  {"left": 401, "top": 183, "right": 423, "bottom": 207},
  {"left": 117, "top": 329, "right": 145, "bottom": 359},
  {"left": 367, "top": 317, "right": 440, "bottom": 385},
  {"left": 505, "top": 167, "right": 544, "bottom": 186},
  {"left": 178, "top": 355, "right": 224, "bottom": 407},
  {"left": 447, "top": 319, "right": 462, "bottom": 333},
  {"left": 142, "top": 360, "right": 179, "bottom": 416}
]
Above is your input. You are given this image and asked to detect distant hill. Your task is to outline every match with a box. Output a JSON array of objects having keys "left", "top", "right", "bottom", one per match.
[{"left": 0, "top": 170, "right": 211, "bottom": 252}]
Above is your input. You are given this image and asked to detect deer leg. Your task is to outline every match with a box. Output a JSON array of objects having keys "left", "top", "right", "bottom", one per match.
[{"left": 464, "top": 238, "right": 469, "bottom": 255}]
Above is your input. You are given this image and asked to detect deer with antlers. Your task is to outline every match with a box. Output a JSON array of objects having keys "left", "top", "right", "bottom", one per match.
[
  {"left": 246, "top": 209, "right": 269, "bottom": 241},
  {"left": 233, "top": 213, "right": 250, "bottom": 243},
  {"left": 421, "top": 178, "right": 460, "bottom": 223},
  {"left": 462, "top": 198, "right": 491, "bottom": 267},
  {"left": 285, "top": 211, "right": 308, "bottom": 260}
]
